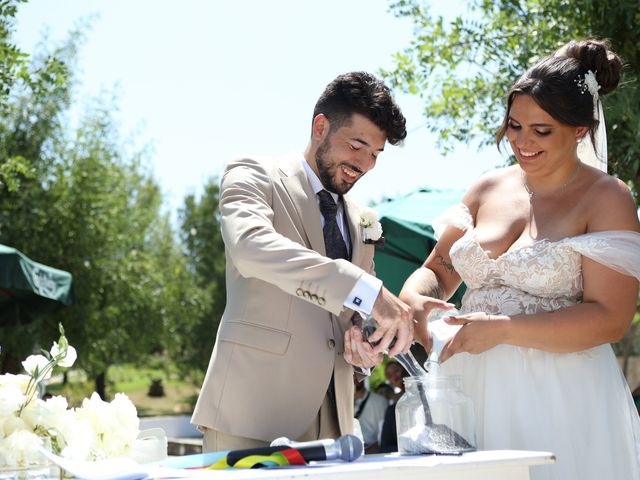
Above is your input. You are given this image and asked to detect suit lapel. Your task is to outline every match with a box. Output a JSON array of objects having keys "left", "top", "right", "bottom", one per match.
[
  {"left": 343, "top": 195, "right": 363, "bottom": 267},
  {"left": 279, "top": 154, "right": 326, "bottom": 256}
]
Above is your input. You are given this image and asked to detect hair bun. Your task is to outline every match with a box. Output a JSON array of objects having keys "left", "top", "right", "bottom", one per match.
[{"left": 558, "top": 39, "right": 622, "bottom": 95}]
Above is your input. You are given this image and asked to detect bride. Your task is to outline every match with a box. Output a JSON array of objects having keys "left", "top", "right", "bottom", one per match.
[{"left": 400, "top": 38, "right": 640, "bottom": 480}]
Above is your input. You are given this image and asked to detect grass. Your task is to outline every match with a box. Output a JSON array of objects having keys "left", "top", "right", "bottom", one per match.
[{"left": 46, "top": 362, "right": 201, "bottom": 417}]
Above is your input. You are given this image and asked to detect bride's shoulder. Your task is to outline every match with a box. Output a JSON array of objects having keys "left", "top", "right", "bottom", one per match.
[
  {"left": 583, "top": 170, "right": 640, "bottom": 233},
  {"left": 462, "top": 165, "right": 520, "bottom": 206}
]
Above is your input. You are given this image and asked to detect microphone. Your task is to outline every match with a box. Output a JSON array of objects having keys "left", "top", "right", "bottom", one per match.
[
  {"left": 225, "top": 435, "right": 363, "bottom": 465},
  {"left": 270, "top": 435, "right": 363, "bottom": 462}
]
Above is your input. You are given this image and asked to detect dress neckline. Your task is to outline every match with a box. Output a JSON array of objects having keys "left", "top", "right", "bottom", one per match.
[{"left": 452, "top": 203, "right": 636, "bottom": 262}]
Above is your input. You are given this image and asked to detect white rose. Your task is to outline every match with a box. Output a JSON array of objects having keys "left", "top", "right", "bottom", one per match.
[
  {"left": 103, "top": 394, "right": 139, "bottom": 456},
  {"left": 19, "top": 398, "right": 47, "bottom": 430},
  {"left": 1, "top": 414, "right": 28, "bottom": 437},
  {"left": 359, "top": 207, "right": 379, "bottom": 228},
  {"left": 59, "top": 413, "right": 95, "bottom": 461},
  {"left": 0, "top": 383, "right": 26, "bottom": 417},
  {"left": 75, "top": 393, "right": 111, "bottom": 451},
  {"left": 50, "top": 342, "right": 77, "bottom": 368},
  {"left": 0, "top": 429, "right": 45, "bottom": 467},
  {"left": 41, "top": 395, "right": 69, "bottom": 431},
  {"left": 21, "top": 355, "right": 51, "bottom": 380},
  {"left": 0, "top": 373, "right": 30, "bottom": 390},
  {"left": 366, "top": 222, "right": 383, "bottom": 240}
]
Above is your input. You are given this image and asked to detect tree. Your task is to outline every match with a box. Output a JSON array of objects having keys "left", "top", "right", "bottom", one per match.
[
  {"left": 0, "top": 0, "right": 72, "bottom": 192},
  {"left": 0, "top": 26, "right": 206, "bottom": 398},
  {"left": 177, "top": 178, "right": 227, "bottom": 375},
  {"left": 383, "top": 0, "right": 640, "bottom": 198}
]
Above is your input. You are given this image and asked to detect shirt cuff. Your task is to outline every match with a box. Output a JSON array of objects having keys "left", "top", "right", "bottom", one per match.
[{"left": 344, "top": 272, "right": 382, "bottom": 316}]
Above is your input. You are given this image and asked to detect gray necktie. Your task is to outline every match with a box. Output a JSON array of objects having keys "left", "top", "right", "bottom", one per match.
[{"left": 317, "top": 190, "right": 349, "bottom": 260}]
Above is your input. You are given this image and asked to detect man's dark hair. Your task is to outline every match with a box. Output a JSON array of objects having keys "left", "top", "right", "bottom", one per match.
[{"left": 313, "top": 71, "right": 407, "bottom": 145}]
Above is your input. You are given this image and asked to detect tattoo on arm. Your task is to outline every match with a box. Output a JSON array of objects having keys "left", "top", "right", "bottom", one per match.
[
  {"left": 435, "top": 254, "right": 455, "bottom": 274},
  {"left": 430, "top": 284, "right": 445, "bottom": 301}
]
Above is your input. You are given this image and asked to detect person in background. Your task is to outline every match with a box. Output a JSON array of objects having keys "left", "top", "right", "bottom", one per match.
[
  {"left": 378, "top": 359, "right": 410, "bottom": 452},
  {"left": 374, "top": 383, "right": 396, "bottom": 404},
  {"left": 400, "top": 39, "right": 640, "bottom": 479},
  {"left": 353, "top": 376, "right": 388, "bottom": 453}
]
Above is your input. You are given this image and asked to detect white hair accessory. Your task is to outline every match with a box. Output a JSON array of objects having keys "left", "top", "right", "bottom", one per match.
[
  {"left": 576, "top": 70, "right": 608, "bottom": 172},
  {"left": 576, "top": 70, "right": 601, "bottom": 101}
]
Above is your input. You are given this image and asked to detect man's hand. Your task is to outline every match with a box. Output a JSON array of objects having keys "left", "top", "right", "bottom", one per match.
[
  {"left": 344, "top": 325, "right": 383, "bottom": 369},
  {"left": 366, "top": 287, "right": 413, "bottom": 356}
]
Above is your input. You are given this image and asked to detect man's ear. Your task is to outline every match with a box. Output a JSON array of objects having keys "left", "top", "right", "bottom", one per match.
[{"left": 312, "top": 114, "right": 331, "bottom": 143}]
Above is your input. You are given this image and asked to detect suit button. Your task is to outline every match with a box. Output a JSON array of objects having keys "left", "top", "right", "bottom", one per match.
[
  {"left": 296, "top": 288, "right": 303, "bottom": 297},
  {"left": 303, "top": 290, "right": 311, "bottom": 299},
  {"left": 328, "top": 339, "right": 336, "bottom": 349},
  {"left": 311, "top": 293, "right": 318, "bottom": 302},
  {"left": 318, "top": 296, "right": 326, "bottom": 305}
]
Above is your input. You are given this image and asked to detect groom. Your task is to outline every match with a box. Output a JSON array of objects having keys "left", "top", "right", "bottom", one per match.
[{"left": 191, "top": 71, "right": 414, "bottom": 452}]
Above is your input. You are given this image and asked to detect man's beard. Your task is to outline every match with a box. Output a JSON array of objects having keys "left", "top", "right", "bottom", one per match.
[{"left": 315, "top": 139, "right": 354, "bottom": 195}]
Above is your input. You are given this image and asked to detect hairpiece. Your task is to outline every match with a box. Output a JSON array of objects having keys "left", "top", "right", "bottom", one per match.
[{"left": 575, "top": 70, "right": 600, "bottom": 102}]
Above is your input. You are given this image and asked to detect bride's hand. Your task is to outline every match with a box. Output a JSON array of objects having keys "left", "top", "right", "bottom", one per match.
[
  {"left": 399, "top": 290, "right": 455, "bottom": 348},
  {"left": 439, "top": 312, "right": 509, "bottom": 362}
]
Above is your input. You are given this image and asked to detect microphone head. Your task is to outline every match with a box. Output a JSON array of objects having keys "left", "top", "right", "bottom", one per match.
[
  {"left": 270, "top": 436, "right": 293, "bottom": 447},
  {"left": 337, "top": 434, "right": 363, "bottom": 462}
]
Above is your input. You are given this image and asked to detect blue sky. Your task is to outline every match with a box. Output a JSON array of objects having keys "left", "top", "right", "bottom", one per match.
[{"left": 14, "top": 0, "right": 504, "bottom": 214}]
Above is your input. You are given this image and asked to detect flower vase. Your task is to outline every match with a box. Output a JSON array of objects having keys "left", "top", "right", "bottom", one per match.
[{"left": 0, "top": 462, "right": 58, "bottom": 480}]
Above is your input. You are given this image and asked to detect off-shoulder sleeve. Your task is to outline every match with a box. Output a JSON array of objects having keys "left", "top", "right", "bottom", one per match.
[
  {"left": 562, "top": 231, "right": 640, "bottom": 280},
  {"left": 432, "top": 203, "right": 474, "bottom": 239}
]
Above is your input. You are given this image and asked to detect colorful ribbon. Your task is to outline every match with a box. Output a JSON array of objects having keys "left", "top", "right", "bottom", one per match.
[{"left": 192, "top": 448, "right": 307, "bottom": 469}]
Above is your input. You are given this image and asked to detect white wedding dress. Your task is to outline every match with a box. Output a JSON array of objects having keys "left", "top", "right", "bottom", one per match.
[{"left": 435, "top": 203, "right": 640, "bottom": 480}]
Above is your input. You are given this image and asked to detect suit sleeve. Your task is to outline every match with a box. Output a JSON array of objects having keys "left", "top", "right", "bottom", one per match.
[{"left": 220, "top": 157, "right": 365, "bottom": 316}]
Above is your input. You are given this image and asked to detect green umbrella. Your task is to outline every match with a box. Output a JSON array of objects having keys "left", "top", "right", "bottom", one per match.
[
  {"left": 372, "top": 188, "right": 466, "bottom": 303},
  {"left": 0, "top": 244, "right": 74, "bottom": 326}
]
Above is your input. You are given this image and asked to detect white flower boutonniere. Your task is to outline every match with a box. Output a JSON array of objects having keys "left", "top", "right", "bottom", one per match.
[{"left": 359, "top": 207, "right": 384, "bottom": 246}]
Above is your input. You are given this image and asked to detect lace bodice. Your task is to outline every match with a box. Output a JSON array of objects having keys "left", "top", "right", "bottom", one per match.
[{"left": 435, "top": 203, "right": 640, "bottom": 316}]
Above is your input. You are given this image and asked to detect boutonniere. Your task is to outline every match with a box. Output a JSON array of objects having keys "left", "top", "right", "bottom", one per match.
[{"left": 359, "top": 207, "right": 384, "bottom": 247}]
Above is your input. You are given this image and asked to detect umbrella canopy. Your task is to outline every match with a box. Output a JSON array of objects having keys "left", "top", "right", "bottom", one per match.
[
  {"left": 0, "top": 244, "right": 74, "bottom": 326},
  {"left": 372, "top": 189, "right": 465, "bottom": 302}
]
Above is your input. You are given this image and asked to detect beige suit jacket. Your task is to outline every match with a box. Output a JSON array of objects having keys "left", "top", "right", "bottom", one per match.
[{"left": 191, "top": 153, "right": 376, "bottom": 442}]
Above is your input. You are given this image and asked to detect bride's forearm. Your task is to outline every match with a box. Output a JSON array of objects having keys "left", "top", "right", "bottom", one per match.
[
  {"left": 502, "top": 302, "right": 631, "bottom": 352},
  {"left": 400, "top": 266, "right": 445, "bottom": 301}
]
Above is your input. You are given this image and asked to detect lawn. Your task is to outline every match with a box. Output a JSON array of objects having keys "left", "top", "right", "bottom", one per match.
[{"left": 46, "top": 363, "right": 201, "bottom": 417}]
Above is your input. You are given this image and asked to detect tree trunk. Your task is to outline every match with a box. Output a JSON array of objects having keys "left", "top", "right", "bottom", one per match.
[{"left": 95, "top": 372, "right": 106, "bottom": 400}]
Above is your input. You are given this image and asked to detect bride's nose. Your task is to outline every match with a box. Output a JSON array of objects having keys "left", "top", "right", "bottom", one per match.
[{"left": 511, "top": 129, "right": 534, "bottom": 150}]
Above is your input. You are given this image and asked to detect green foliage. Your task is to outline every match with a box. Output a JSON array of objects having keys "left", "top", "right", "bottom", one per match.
[
  {"left": 0, "top": 0, "right": 74, "bottom": 192},
  {"left": 175, "top": 178, "right": 226, "bottom": 375},
  {"left": 384, "top": 0, "right": 640, "bottom": 198},
  {"left": 0, "top": 21, "right": 212, "bottom": 393}
]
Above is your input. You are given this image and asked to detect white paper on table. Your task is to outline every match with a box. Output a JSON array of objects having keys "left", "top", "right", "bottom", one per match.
[{"left": 38, "top": 448, "right": 148, "bottom": 480}]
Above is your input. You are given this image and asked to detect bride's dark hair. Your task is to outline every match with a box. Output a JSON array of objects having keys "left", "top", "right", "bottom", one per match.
[{"left": 496, "top": 39, "right": 623, "bottom": 150}]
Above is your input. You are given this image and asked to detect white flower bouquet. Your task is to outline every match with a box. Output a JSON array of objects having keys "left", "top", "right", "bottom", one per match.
[{"left": 0, "top": 325, "right": 140, "bottom": 469}]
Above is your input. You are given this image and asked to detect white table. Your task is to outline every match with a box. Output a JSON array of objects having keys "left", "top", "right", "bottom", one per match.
[{"left": 157, "top": 450, "right": 555, "bottom": 480}]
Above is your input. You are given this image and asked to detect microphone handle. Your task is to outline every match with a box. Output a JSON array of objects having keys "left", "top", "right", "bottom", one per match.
[{"left": 226, "top": 445, "right": 327, "bottom": 465}]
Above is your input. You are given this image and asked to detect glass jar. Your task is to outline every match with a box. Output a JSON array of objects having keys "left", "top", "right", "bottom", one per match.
[{"left": 396, "top": 374, "right": 476, "bottom": 455}]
